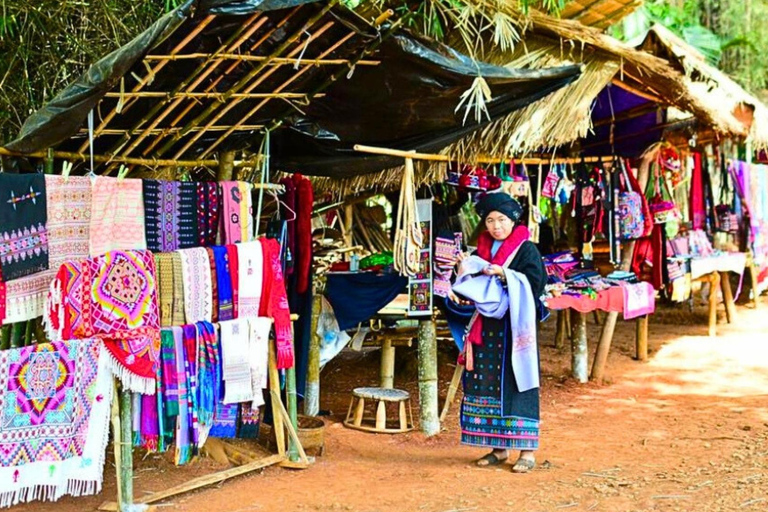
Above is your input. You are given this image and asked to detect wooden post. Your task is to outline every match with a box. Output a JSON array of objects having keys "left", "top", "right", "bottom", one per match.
[
  {"left": 708, "top": 272, "right": 720, "bottom": 337},
  {"left": 571, "top": 312, "right": 588, "bottom": 383},
  {"left": 380, "top": 338, "right": 395, "bottom": 389},
  {"left": 343, "top": 205, "right": 354, "bottom": 260},
  {"left": 268, "top": 339, "right": 286, "bottom": 456},
  {"left": 439, "top": 364, "right": 464, "bottom": 423},
  {"left": 217, "top": 150, "right": 236, "bottom": 181},
  {"left": 118, "top": 389, "right": 133, "bottom": 512},
  {"left": 635, "top": 315, "right": 649, "bottom": 361},
  {"left": 284, "top": 330, "right": 300, "bottom": 462},
  {"left": 554, "top": 310, "right": 568, "bottom": 349},
  {"left": 304, "top": 289, "right": 323, "bottom": 416},
  {"left": 417, "top": 318, "right": 439, "bottom": 436},
  {"left": 720, "top": 271, "right": 737, "bottom": 323}
]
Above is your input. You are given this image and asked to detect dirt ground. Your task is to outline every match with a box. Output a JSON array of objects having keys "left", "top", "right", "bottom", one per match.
[{"left": 20, "top": 296, "right": 768, "bottom": 512}]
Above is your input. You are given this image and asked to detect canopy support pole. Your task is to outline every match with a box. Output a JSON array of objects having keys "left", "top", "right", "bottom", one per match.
[
  {"left": 305, "top": 282, "right": 323, "bottom": 416},
  {"left": 418, "top": 317, "right": 440, "bottom": 436}
]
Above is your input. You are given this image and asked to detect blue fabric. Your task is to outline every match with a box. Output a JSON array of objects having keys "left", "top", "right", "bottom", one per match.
[
  {"left": 212, "top": 246, "right": 234, "bottom": 321},
  {"left": 437, "top": 296, "right": 475, "bottom": 350},
  {"left": 325, "top": 272, "right": 408, "bottom": 331}
]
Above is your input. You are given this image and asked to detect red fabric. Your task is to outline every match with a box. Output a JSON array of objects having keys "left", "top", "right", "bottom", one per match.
[
  {"left": 690, "top": 152, "right": 706, "bottom": 230},
  {"left": 0, "top": 267, "right": 5, "bottom": 325},
  {"left": 279, "top": 177, "right": 296, "bottom": 276},
  {"left": 546, "top": 286, "right": 624, "bottom": 313},
  {"left": 260, "top": 238, "right": 294, "bottom": 369},
  {"left": 631, "top": 225, "right": 665, "bottom": 290},
  {"left": 226, "top": 244, "right": 239, "bottom": 319},
  {"left": 465, "top": 225, "right": 530, "bottom": 346},
  {"left": 293, "top": 174, "right": 314, "bottom": 294}
]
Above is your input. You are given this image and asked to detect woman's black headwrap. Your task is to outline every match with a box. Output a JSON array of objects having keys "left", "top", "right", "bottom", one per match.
[{"left": 475, "top": 192, "right": 523, "bottom": 223}]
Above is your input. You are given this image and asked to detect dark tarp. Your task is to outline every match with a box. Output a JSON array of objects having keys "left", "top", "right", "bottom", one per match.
[{"left": 5, "top": 0, "right": 581, "bottom": 178}]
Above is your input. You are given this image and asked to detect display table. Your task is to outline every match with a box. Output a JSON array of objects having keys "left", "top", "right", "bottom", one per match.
[
  {"left": 689, "top": 252, "right": 747, "bottom": 336},
  {"left": 545, "top": 282, "right": 656, "bottom": 382}
]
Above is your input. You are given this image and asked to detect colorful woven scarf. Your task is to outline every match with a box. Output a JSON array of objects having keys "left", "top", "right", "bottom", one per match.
[
  {"left": 226, "top": 244, "right": 240, "bottom": 318},
  {"left": 237, "top": 241, "right": 263, "bottom": 318},
  {"left": 44, "top": 250, "right": 161, "bottom": 394},
  {"left": 197, "top": 182, "right": 220, "bottom": 247},
  {"left": 0, "top": 173, "right": 49, "bottom": 281},
  {"left": 195, "top": 321, "right": 219, "bottom": 447},
  {"left": 293, "top": 174, "right": 314, "bottom": 294},
  {"left": 140, "top": 390, "right": 159, "bottom": 452},
  {"left": 219, "top": 318, "right": 254, "bottom": 404},
  {"left": 143, "top": 180, "right": 180, "bottom": 252},
  {"left": 239, "top": 182, "right": 254, "bottom": 242},
  {"left": 90, "top": 177, "right": 146, "bottom": 257},
  {"left": 213, "top": 246, "right": 234, "bottom": 321},
  {"left": 260, "top": 238, "right": 294, "bottom": 369},
  {"left": 171, "top": 326, "right": 191, "bottom": 465},
  {"left": 155, "top": 253, "right": 175, "bottom": 327},
  {"left": 160, "top": 329, "right": 179, "bottom": 433},
  {"left": 0, "top": 338, "right": 113, "bottom": 506},
  {"left": 690, "top": 152, "right": 706, "bottom": 230},
  {"left": 179, "top": 247, "right": 213, "bottom": 324},
  {"left": 220, "top": 181, "right": 243, "bottom": 244},
  {"left": 0, "top": 271, "right": 5, "bottom": 324},
  {"left": 181, "top": 324, "right": 199, "bottom": 449},
  {"left": 205, "top": 248, "right": 219, "bottom": 323},
  {"left": 170, "top": 252, "right": 186, "bottom": 325},
  {"left": 178, "top": 182, "right": 199, "bottom": 249}
]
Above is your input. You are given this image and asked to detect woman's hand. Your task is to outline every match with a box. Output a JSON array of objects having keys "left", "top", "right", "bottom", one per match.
[
  {"left": 454, "top": 251, "right": 469, "bottom": 268},
  {"left": 483, "top": 264, "right": 505, "bottom": 277},
  {"left": 448, "top": 291, "right": 471, "bottom": 306}
]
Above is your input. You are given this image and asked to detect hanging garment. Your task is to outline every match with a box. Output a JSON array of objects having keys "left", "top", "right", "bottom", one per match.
[
  {"left": 690, "top": 153, "right": 706, "bottom": 230},
  {"left": 178, "top": 247, "right": 213, "bottom": 324},
  {"left": 237, "top": 405, "right": 260, "bottom": 439},
  {"left": 205, "top": 248, "right": 219, "bottom": 323},
  {"left": 219, "top": 318, "right": 254, "bottom": 404},
  {"left": 0, "top": 173, "right": 49, "bottom": 281},
  {"left": 209, "top": 403, "right": 239, "bottom": 439},
  {"left": 171, "top": 326, "right": 192, "bottom": 465},
  {"left": 44, "top": 250, "right": 161, "bottom": 394},
  {"left": 143, "top": 180, "right": 181, "bottom": 252},
  {"left": 220, "top": 181, "right": 243, "bottom": 244},
  {"left": 236, "top": 241, "right": 263, "bottom": 319},
  {"left": 0, "top": 338, "right": 113, "bottom": 507},
  {"left": 226, "top": 244, "right": 240, "bottom": 318},
  {"left": 178, "top": 182, "right": 199, "bottom": 249},
  {"left": 155, "top": 253, "right": 175, "bottom": 327},
  {"left": 140, "top": 390, "right": 159, "bottom": 452},
  {"left": 248, "top": 317, "right": 272, "bottom": 408},
  {"left": 239, "top": 182, "right": 254, "bottom": 242},
  {"left": 159, "top": 329, "right": 178, "bottom": 447},
  {"left": 195, "top": 321, "right": 219, "bottom": 447},
  {"left": 170, "top": 252, "right": 186, "bottom": 325},
  {"left": 196, "top": 182, "right": 220, "bottom": 247},
  {"left": 89, "top": 177, "right": 146, "bottom": 256},
  {"left": 293, "top": 174, "right": 314, "bottom": 293},
  {"left": 260, "top": 238, "right": 293, "bottom": 369},
  {"left": 212, "top": 246, "right": 234, "bottom": 321}
]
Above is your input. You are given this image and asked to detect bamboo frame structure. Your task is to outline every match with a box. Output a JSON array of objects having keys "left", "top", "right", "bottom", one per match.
[{"left": 143, "top": 53, "right": 379, "bottom": 66}]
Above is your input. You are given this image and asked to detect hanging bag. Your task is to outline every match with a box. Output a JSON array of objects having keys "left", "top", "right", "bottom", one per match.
[
  {"left": 646, "top": 157, "right": 679, "bottom": 225},
  {"left": 617, "top": 159, "right": 646, "bottom": 240},
  {"left": 715, "top": 156, "right": 738, "bottom": 233}
]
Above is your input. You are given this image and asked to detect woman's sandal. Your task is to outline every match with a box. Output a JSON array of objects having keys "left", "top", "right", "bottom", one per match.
[
  {"left": 475, "top": 452, "right": 508, "bottom": 467},
  {"left": 511, "top": 457, "right": 536, "bottom": 473}
]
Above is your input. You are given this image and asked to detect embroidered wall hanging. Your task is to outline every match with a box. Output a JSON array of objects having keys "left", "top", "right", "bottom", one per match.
[{"left": 0, "top": 173, "right": 49, "bottom": 281}]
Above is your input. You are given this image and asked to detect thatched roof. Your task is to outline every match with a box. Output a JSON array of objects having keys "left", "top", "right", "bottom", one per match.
[
  {"left": 559, "top": 0, "right": 643, "bottom": 29},
  {"left": 639, "top": 23, "right": 768, "bottom": 149}
]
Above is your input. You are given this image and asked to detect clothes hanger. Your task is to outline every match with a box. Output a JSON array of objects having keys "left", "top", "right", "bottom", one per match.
[{"left": 269, "top": 189, "right": 296, "bottom": 221}]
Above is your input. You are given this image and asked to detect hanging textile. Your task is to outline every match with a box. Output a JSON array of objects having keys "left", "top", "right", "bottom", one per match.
[
  {"left": 209, "top": 403, "right": 239, "bottom": 439},
  {"left": 178, "top": 247, "right": 213, "bottom": 324},
  {"left": 205, "top": 248, "right": 219, "bottom": 323},
  {"left": 408, "top": 199, "right": 433, "bottom": 316},
  {"left": 159, "top": 329, "right": 178, "bottom": 446},
  {"left": 197, "top": 182, "right": 220, "bottom": 247},
  {"left": 171, "top": 326, "right": 192, "bottom": 465},
  {"left": 177, "top": 182, "right": 199, "bottom": 249},
  {"left": 260, "top": 238, "right": 293, "bottom": 369},
  {"left": 212, "top": 246, "right": 234, "bottom": 321},
  {"left": 143, "top": 180, "right": 181, "bottom": 252},
  {"left": 0, "top": 338, "right": 113, "bottom": 507},
  {"left": 227, "top": 244, "right": 240, "bottom": 318},
  {"left": 195, "top": 321, "right": 219, "bottom": 447},
  {"left": 248, "top": 317, "right": 271, "bottom": 408},
  {"left": 239, "top": 182, "right": 254, "bottom": 242},
  {"left": 393, "top": 159, "right": 423, "bottom": 277},
  {"left": 170, "top": 252, "right": 186, "bottom": 325},
  {"left": 154, "top": 253, "right": 175, "bottom": 327},
  {"left": 0, "top": 173, "right": 49, "bottom": 281},
  {"left": 293, "top": 174, "right": 314, "bottom": 293},
  {"left": 89, "top": 177, "right": 146, "bottom": 257},
  {"left": 236, "top": 242, "right": 263, "bottom": 319},
  {"left": 0, "top": 272, "right": 4, "bottom": 325},
  {"left": 690, "top": 153, "right": 706, "bottom": 230},
  {"left": 181, "top": 325, "right": 200, "bottom": 450},
  {"left": 44, "top": 250, "right": 161, "bottom": 394},
  {"left": 219, "top": 318, "right": 254, "bottom": 404},
  {"left": 237, "top": 405, "right": 260, "bottom": 439},
  {"left": 220, "top": 181, "right": 244, "bottom": 244},
  {"left": 279, "top": 177, "right": 296, "bottom": 277}
]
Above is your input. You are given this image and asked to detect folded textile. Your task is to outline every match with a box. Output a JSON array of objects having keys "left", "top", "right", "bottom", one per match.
[
  {"left": 620, "top": 281, "right": 656, "bottom": 320},
  {"left": 212, "top": 246, "right": 234, "bottom": 321},
  {"left": 0, "top": 338, "right": 113, "bottom": 507},
  {"left": 205, "top": 248, "right": 219, "bottom": 323},
  {"left": 90, "top": 177, "right": 146, "bottom": 256},
  {"left": 179, "top": 247, "right": 213, "bottom": 324},
  {"left": 44, "top": 250, "right": 161, "bottom": 394},
  {"left": 236, "top": 242, "right": 263, "bottom": 319},
  {"left": 260, "top": 238, "right": 293, "bottom": 369},
  {"left": 248, "top": 317, "right": 272, "bottom": 408},
  {"left": 209, "top": 403, "right": 239, "bottom": 439},
  {"left": 219, "top": 318, "right": 254, "bottom": 404},
  {"left": 0, "top": 173, "right": 49, "bottom": 281}
]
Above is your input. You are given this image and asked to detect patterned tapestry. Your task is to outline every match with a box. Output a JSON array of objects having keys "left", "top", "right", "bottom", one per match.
[
  {"left": 0, "top": 173, "right": 49, "bottom": 281},
  {"left": 0, "top": 338, "right": 113, "bottom": 507},
  {"left": 90, "top": 177, "right": 146, "bottom": 257}
]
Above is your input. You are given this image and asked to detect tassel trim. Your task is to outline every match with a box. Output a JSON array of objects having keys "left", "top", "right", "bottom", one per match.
[{"left": 104, "top": 350, "right": 156, "bottom": 395}]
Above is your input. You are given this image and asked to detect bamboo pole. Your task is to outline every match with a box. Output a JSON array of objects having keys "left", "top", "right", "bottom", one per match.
[
  {"left": 143, "top": 54, "right": 379, "bottom": 66},
  {"left": 96, "top": 12, "right": 270, "bottom": 159},
  {"left": 285, "top": 328, "right": 300, "bottom": 462},
  {"left": 44, "top": 148, "right": 54, "bottom": 174},
  {"left": 417, "top": 317, "right": 440, "bottom": 436},
  {"left": 10, "top": 322, "right": 24, "bottom": 349},
  {"left": 571, "top": 312, "right": 588, "bottom": 383},
  {"left": 218, "top": 151, "right": 236, "bottom": 181},
  {"left": 304, "top": 288, "right": 323, "bottom": 416},
  {"left": 80, "top": 125, "right": 265, "bottom": 136},
  {"left": 104, "top": 91, "right": 322, "bottom": 99},
  {"left": 156, "top": 1, "right": 341, "bottom": 159},
  {"left": 267, "top": 335, "right": 286, "bottom": 456},
  {"left": 0, "top": 326, "right": 10, "bottom": 350},
  {"left": 118, "top": 389, "right": 133, "bottom": 512},
  {"left": 80, "top": 15, "right": 217, "bottom": 150}
]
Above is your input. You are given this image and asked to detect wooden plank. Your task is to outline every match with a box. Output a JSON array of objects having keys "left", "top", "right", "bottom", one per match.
[
  {"left": 439, "top": 364, "right": 464, "bottom": 423},
  {"left": 98, "top": 454, "right": 286, "bottom": 511},
  {"left": 267, "top": 337, "right": 286, "bottom": 456}
]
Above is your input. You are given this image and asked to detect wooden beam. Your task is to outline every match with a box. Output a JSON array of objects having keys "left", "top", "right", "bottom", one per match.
[
  {"left": 144, "top": 53, "right": 379, "bottom": 66},
  {"left": 97, "top": 454, "right": 286, "bottom": 511}
]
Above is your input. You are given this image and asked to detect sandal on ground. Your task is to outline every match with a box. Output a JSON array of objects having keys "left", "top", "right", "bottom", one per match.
[
  {"left": 511, "top": 457, "right": 536, "bottom": 473},
  {"left": 475, "top": 452, "right": 508, "bottom": 467}
]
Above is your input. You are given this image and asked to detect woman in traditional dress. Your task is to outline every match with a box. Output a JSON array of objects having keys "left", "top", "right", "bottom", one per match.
[{"left": 450, "top": 192, "right": 547, "bottom": 473}]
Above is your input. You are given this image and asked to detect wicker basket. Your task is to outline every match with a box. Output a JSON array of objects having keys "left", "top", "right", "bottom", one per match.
[{"left": 297, "top": 415, "right": 326, "bottom": 456}]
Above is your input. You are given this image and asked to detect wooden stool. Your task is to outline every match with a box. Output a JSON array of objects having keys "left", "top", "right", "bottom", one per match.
[{"left": 343, "top": 387, "right": 414, "bottom": 434}]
